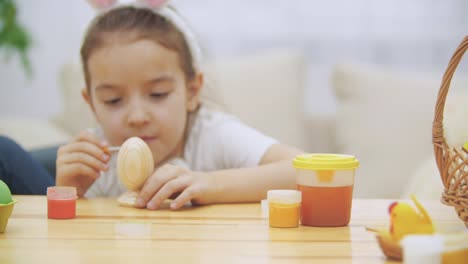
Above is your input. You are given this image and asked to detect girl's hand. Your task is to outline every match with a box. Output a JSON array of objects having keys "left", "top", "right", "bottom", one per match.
[
  {"left": 56, "top": 130, "right": 110, "bottom": 197},
  {"left": 135, "top": 164, "right": 217, "bottom": 210}
]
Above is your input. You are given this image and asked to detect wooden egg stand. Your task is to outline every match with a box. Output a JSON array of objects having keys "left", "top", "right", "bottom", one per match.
[{"left": 116, "top": 137, "right": 154, "bottom": 207}]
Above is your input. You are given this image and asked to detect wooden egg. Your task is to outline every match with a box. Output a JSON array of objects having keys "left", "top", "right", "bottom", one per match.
[{"left": 117, "top": 137, "right": 154, "bottom": 191}]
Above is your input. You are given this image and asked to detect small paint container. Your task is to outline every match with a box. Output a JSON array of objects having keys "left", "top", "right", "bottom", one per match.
[
  {"left": 267, "top": 190, "right": 301, "bottom": 228},
  {"left": 47, "top": 186, "right": 77, "bottom": 219},
  {"left": 401, "top": 235, "right": 443, "bottom": 264}
]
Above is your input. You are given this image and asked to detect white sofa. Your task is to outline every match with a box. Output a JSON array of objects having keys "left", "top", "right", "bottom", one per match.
[{"left": 2, "top": 50, "right": 467, "bottom": 199}]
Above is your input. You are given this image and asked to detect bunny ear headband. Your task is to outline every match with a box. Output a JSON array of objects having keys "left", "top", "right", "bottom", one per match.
[
  {"left": 86, "top": 0, "right": 168, "bottom": 10},
  {"left": 86, "top": 0, "right": 203, "bottom": 70}
]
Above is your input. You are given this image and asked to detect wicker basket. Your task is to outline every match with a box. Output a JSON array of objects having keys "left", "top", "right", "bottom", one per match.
[{"left": 433, "top": 35, "right": 468, "bottom": 227}]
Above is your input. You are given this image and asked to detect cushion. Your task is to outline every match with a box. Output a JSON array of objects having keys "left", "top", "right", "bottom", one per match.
[
  {"left": 401, "top": 155, "right": 443, "bottom": 199},
  {"left": 0, "top": 117, "right": 71, "bottom": 150},
  {"left": 53, "top": 50, "right": 309, "bottom": 149},
  {"left": 205, "top": 50, "right": 308, "bottom": 149},
  {"left": 331, "top": 63, "right": 468, "bottom": 198},
  {"left": 50, "top": 63, "right": 97, "bottom": 136}
]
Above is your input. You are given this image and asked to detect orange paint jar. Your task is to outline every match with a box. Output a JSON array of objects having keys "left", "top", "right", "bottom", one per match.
[
  {"left": 267, "top": 190, "right": 301, "bottom": 228},
  {"left": 293, "top": 154, "right": 359, "bottom": 227},
  {"left": 47, "top": 186, "right": 77, "bottom": 219}
]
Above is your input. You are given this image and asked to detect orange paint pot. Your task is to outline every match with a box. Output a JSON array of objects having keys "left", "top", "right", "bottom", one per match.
[
  {"left": 298, "top": 185, "right": 353, "bottom": 227},
  {"left": 293, "top": 154, "right": 359, "bottom": 227},
  {"left": 47, "top": 186, "right": 77, "bottom": 219},
  {"left": 267, "top": 190, "right": 301, "bottom": 228}
]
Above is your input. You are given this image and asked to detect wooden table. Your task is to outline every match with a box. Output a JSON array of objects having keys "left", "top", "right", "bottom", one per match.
[{"left": 0, "top": 196, "right": 465, "bottom": 264}]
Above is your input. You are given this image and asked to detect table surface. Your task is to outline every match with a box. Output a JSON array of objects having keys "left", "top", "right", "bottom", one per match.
[{"left": 0, "top": 196, "right": 465, "bottom": 264}]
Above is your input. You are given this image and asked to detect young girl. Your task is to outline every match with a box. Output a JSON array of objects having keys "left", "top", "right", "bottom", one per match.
[{"left": 8, "top": 1, "right": 302, "bottom": 210}]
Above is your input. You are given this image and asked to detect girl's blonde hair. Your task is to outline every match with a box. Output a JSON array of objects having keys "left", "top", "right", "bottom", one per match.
[{"left": 81, "top": 6, "right": 196, "bottom": 88}]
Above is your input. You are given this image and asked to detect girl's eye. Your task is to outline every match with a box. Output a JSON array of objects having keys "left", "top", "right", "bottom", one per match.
[
  {"left": 150, "top": 92, "right": 168, "bottom": 98},
  {"left": 104, "top": 98, "right": 121, "bottom": 105}
]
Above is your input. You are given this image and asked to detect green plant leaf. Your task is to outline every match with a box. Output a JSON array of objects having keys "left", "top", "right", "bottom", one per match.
[{"left": 0, "top": 0, "right": 33, "bottom": 77}]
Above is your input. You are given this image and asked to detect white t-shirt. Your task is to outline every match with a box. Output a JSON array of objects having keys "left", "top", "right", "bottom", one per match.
[{"left": 84, "top": 106, "right": 277, "bottom": 198}]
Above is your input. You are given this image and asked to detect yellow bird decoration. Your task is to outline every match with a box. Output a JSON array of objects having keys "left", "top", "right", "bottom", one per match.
[
  {"left": 366, "top": 195, "right": 436, "bottom": 260},
  {"left": 388, "top": 195, "right": 435, "bottom": 241}
]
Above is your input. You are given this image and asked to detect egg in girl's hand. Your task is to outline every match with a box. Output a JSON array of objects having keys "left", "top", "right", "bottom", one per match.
[
  {"left": 116, "top": 137, "right": 154, "bottom": 207},
  {"left": 117, "top": 137, "right": 154, "bottom": 191},
  {"left": 0, "top": 179, "right": 13, "bottom": 204}
]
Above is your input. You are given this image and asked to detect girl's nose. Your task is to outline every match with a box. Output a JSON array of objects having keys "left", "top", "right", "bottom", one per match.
[{"left": 126, "top": 101, "right": 150, "bottom": 127}]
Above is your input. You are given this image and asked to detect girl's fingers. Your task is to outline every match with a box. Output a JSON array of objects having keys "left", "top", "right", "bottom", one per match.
[
  {"left": 58, "top": 141, "right": 110, "bottom": 164},
  {"left": 59, "top": 164, "right": 101, "bottom": 197},
  {"left": 146, "top": 176, "right": 191, "bottom": 210},
  {"left": 137, "top": 165, "right": 186, "bottom": 208},
  {"left": 58, "top": 152, "right": 109, "bottom": 172},
  {"left": 65, "top": 163, "right": 101, "bottom": 180},
  {"left": 55, "top": 129, "right": 109, "bottom": 196},
  {"left": 56, "top": 163, "right": 101, "bottom": 188},
  {"left": 169, "top": 186, "right": 196, "bottom": 210}
]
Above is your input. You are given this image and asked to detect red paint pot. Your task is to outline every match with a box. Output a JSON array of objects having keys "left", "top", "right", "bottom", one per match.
[{"left": 47, "top": 186, "right": 77, "bottom": 219}]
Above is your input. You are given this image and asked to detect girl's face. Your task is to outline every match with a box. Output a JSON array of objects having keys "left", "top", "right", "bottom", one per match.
[{"left": 83, "top": 39, "right": 202, "bottom": 166}]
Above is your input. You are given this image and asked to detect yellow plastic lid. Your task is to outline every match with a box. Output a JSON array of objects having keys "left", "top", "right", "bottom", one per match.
[{"left": 292, "top": 153, "right": 359, "bottom": 170}]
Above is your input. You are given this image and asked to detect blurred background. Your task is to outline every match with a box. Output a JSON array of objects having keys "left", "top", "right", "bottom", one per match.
[
  {"left": 0, "top": 0, "right": 467, "bottom": 198},
  {"left": 1, "top": 0, "right": 467, "bottom": 119}
]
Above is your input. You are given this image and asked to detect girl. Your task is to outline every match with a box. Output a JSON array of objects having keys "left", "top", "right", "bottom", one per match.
[{"left": 5, "top": 1, "right": 303, "bottom": 210}]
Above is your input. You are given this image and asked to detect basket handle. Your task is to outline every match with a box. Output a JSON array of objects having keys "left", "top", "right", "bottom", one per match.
[{"left": 433, "top": 36, "right": 468, "bottom": 183}]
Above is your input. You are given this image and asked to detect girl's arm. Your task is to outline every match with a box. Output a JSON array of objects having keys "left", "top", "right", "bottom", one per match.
[
  {"left": 204, "top": 143, "right": 302, "bottom": 203},
  {"left": 136, "top": 143, "right": 304, "bottom": 210}
]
